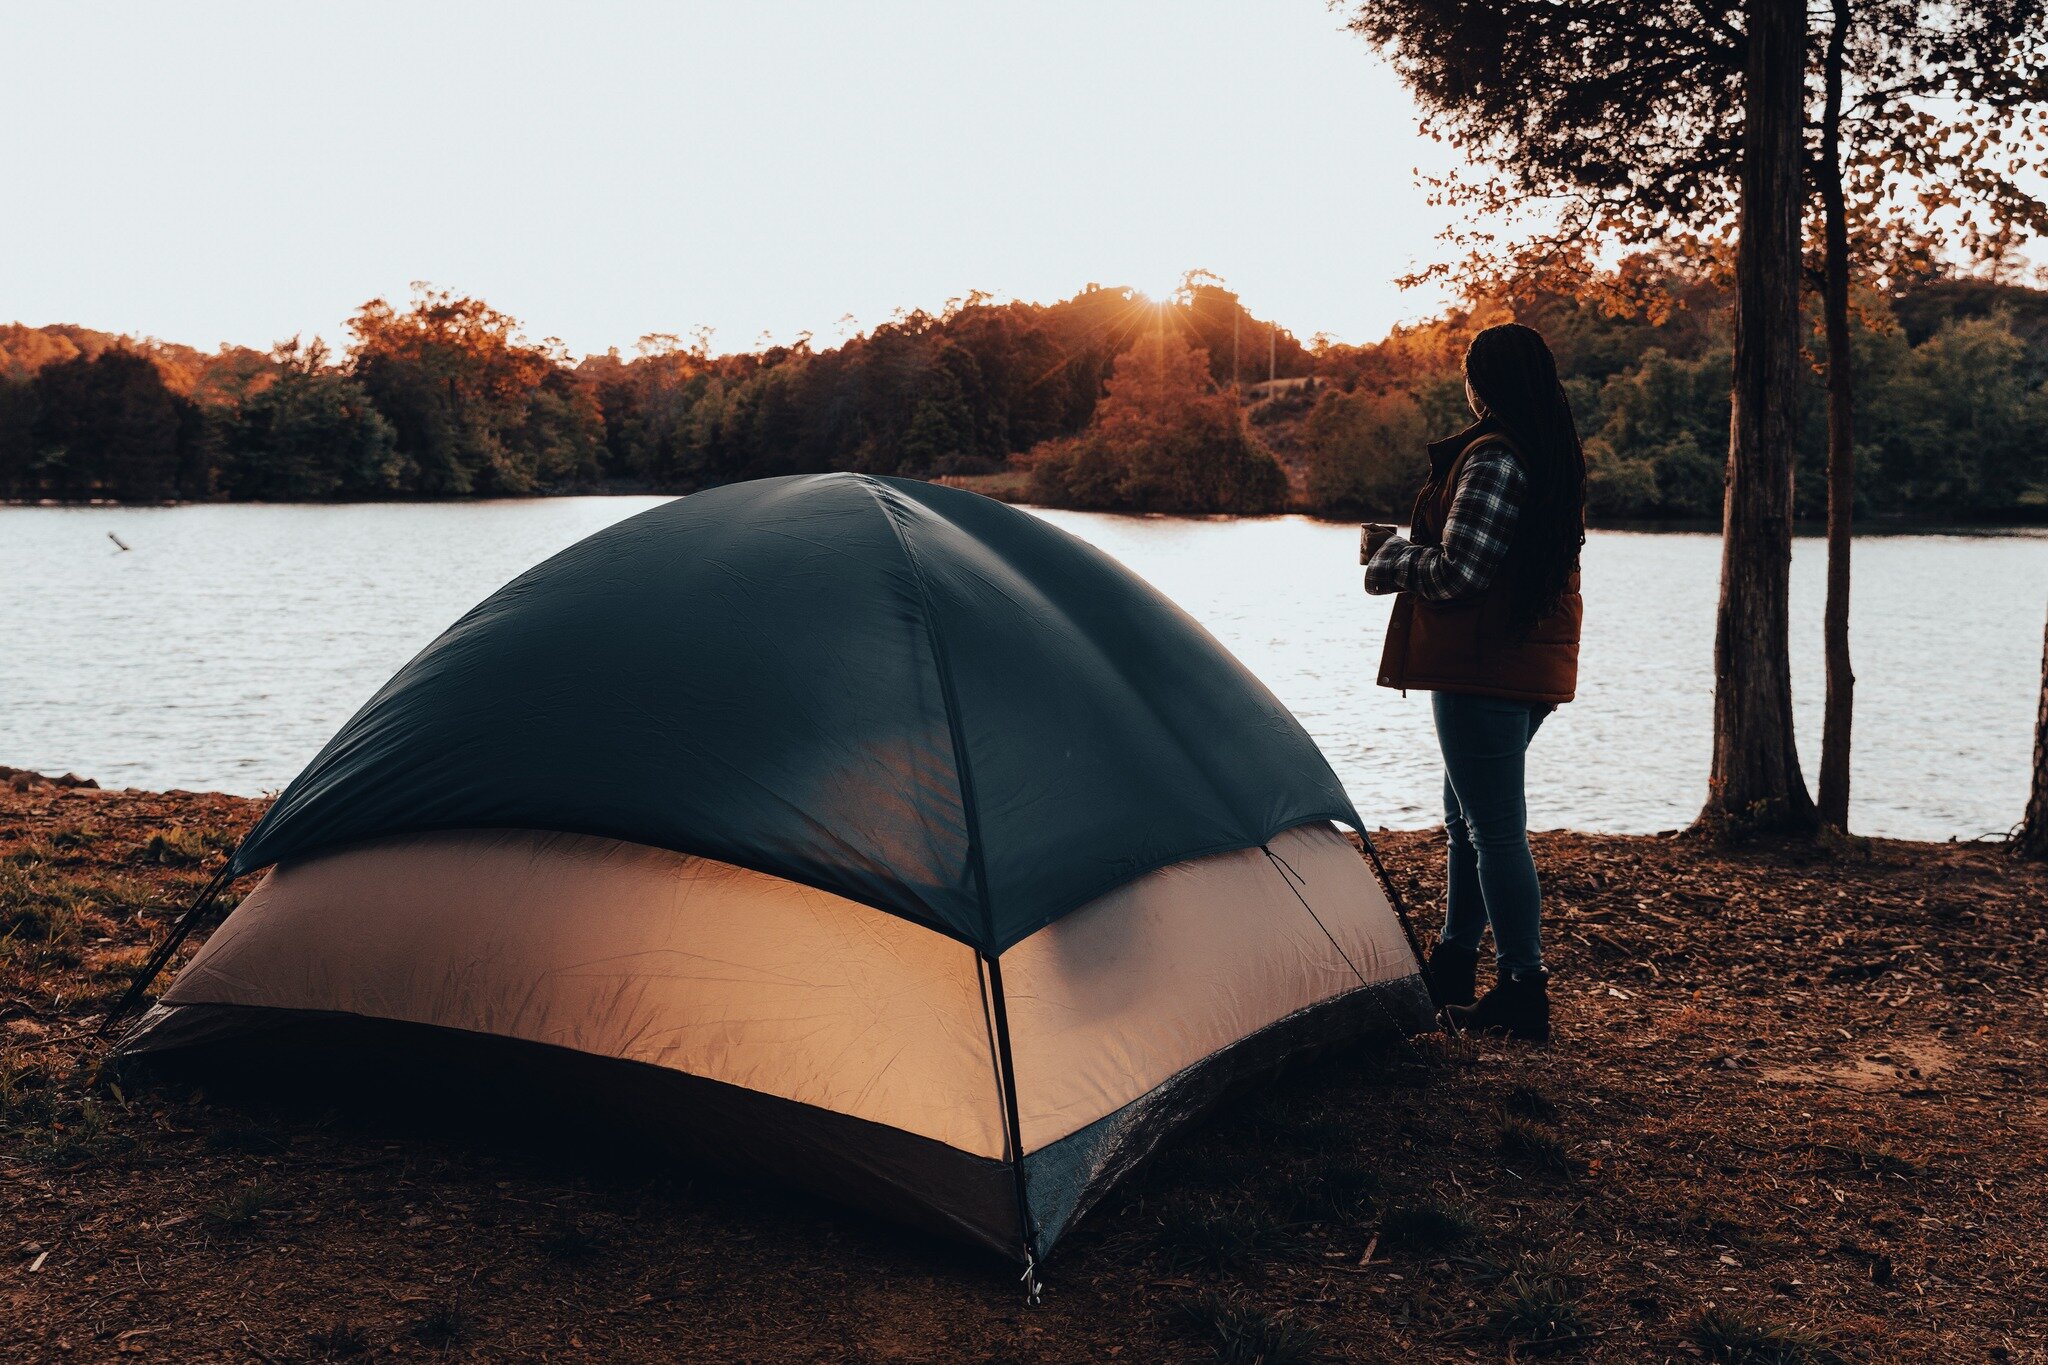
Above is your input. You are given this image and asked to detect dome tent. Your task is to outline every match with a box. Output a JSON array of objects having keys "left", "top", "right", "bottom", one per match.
[{"left": 113, "top": 473, "right": 1432, "bottom": 1267}]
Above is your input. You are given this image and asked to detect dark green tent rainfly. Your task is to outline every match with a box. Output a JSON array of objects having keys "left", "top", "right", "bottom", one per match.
[
  {"left": 233, "top": 474, "right": 1360, "bottom": 948},
  {"left": 116, "top": 474, "right": 1432, "bottom": 1267}
]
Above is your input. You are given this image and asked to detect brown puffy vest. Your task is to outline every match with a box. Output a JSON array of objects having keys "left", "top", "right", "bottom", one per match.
[{"left": 1376, "top": 425, "right": 1582, "bottom": 705}]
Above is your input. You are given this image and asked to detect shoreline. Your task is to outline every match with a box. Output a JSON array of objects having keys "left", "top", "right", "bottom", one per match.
[
  {"left": 3, "top": 779, "right": 2043, "bottom": 1359},
  {"left": 0, "top": 768, "right": 2018, "bottom": 848},
  {"left": 7, "top": 488, "right": 2048, "bottom": 538}
]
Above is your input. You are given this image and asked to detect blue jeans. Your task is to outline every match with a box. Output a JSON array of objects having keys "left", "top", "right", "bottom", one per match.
[{"left": 1432, "top": 691, "right": 1548, "bottom": 975}]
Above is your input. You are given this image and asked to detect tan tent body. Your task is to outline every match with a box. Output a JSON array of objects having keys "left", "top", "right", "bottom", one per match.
[{"left": 121, "top": 820, "right": 1426, "bottom": 1257}]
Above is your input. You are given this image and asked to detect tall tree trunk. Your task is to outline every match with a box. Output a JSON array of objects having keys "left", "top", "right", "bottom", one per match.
[
  {"left": 1703, "top": 0, "right": 1817, "bottom": 833},
  {"left": 1817, "top": 0, "right": 1856, "bottom": 830},
  {"left": 2021, "top": 604, "right": 2048, "bottom": 857}
]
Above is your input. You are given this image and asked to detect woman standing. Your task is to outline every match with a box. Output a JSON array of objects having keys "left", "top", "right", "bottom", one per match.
[{"left": 1362, "top": 323, "right": 1585, "bottom": 1043}]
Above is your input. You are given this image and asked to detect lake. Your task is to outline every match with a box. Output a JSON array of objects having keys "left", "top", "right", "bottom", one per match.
[{"left": 2, "top": 499, "right": 2042, "bottom": 842}]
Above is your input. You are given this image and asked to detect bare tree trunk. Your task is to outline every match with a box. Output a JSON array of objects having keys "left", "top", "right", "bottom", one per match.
[
  {"left": 2021, "top": 604, "right": 2048, "bottom": 857},
  {"left": 1703, "top": 0, "right": 1817, "bottom": 833},
  {"left": 1817, "top": 0, "right": 1856, "bottom": 831}
]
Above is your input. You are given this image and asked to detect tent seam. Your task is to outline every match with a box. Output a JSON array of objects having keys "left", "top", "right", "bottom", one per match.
[
  {"left": 854, "top": 474, "right": 997, "bottom": 945},
  {"left": 851, "top": 476, "right": 1040, "bottom": 1266},
  {"left": 889, "top": 478, "right": 1364, "bottom": 950}
]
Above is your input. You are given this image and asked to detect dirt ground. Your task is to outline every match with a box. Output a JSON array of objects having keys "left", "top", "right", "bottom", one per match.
[{"left": 2, "top": 777, "right": 2044, "bottom": 1362}]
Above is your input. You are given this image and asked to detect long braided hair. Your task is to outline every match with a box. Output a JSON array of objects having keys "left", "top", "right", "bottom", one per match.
[{"left": 1463, "top": 324, "right": 1586, "bottom": 627}]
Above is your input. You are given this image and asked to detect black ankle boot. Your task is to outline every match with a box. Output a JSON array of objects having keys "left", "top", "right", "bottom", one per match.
[
  {"left": 1426, "top": 942, "right": 1480, "bottom": 1009},
  {"left": 1443, "top": 968, "right": 1550, "bottom": 1043}
]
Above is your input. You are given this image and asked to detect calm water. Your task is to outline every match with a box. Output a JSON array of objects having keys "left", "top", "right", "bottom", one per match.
[{"left": 2, "top": 499, "right": 2042, "bottom": 841}]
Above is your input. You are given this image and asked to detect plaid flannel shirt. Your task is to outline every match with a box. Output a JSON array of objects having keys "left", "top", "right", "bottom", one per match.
[{"left": 1364, "top": 442, "right": 1527, "bottom": 601}]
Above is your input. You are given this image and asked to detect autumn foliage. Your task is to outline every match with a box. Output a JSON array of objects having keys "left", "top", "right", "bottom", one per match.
[
  {"left": 1029, "top": 329, "right": 1288, "bottom": 514},
  {"left": 346, "top": 290, "right": 604, "bottom": 496}
]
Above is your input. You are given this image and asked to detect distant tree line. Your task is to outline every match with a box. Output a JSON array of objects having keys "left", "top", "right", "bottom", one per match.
[
  {"left": 2, "top": 268, "right": 2043, "bottom": 520},
  {"left": 1302, "top": 267, "right": 2048, "bottom": 523},
  {"left": 0, "top": 283, "right": 1308, "bottom": 510}
]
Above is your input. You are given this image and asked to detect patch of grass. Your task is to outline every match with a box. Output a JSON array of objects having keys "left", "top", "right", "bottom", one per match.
[
  {"left": 204, "top": 1182, "right": 284, "bottom": 1228},
  {"left": 0, "top": 868, "right": 79, "bottom": 943},
  {"left": 1209, "top": 1305, "right": 1320, "bottom": 1365},
  {"left": 0, "top": 1049, "right": 60, "bottom": 1134},
  {"left": 1503, "top": 1084, "right": 1559, "bottom": 1123},
  {"left": 1178, "top": 1293, "right": 1322, "bottom": 1365},
  {"left": 6, "top": 837, "right": 59, "bottom": 867},
  {"left": 28, "top": 1095, "right": 128, "bottom": 1167},
  {"left": 1375, "top": 1279, "right": 1465, "bottom": 1334},
  {"left": 306, "top": 1320, "right": 372, "bottom": 1358},
  {"left": 31, "top": 941, "right": 84, "bottom": 971},
  {"left": 1690, "top": 1307, "right": 1841, "bottom": 1364},
  {"left": 1496, "top": 1112, "right": 1575, "bottom": 1174},
  {"left": 1665, "top": 1005, "right": 1724, "bottom": 1038},
  {"left": 1377, "top": 1198, "right": 1478, "bottom": 1255},
  {"left": 1153, "top": 1196, "right": 1300, "bottom": 1275},
  {"left": 1488, "top": 1260, "right": 1587, "bottom": 1349},
  {"left": 410, "top": 1295, "right": 470, "bottom": 1350},
  {"left": 0, "top": 866, "right": 153, "bottom": 961},
  {"left": 139, "top": 826, "right": 217, "bottom": 866},
  {"left": 1433, "top": 1032, "right": 1482, "bottom": 1069},
  {"left": 95, "top": 950, "right": 157, "bottom": 991}
]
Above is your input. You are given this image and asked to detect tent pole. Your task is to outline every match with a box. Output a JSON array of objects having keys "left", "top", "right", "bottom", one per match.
[
  {"left": 982, "top": 952, "right": 1041, "bottom": 1304},
  {"left": 101, "top": 855, "right": 240, "bottom": 1033}
]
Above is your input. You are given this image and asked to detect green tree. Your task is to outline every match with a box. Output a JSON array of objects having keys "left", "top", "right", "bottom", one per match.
[
  {"left": 892, "top": 339, "right": 989, "bottom": 475},
  {"left": 220, "top": 341, "right": 401, "bottom": 499},
  {"left": 511, "top": 369, "right": 607, "bottom": 489},
  {"left": 0, "top": 374, "right": 39, "bottom": 496},
  {"left": 30, "top": 349, "right": 192, "bottom": 500},
  {"left": 1860, "top": 316, "right": 2048, "bottom": 514},
  {"left": 1301, "top": 385, "right": 1427, "bottom": 517},
  {"left": 1585, "top": 347, "right": 1732, "bottom": 517}
]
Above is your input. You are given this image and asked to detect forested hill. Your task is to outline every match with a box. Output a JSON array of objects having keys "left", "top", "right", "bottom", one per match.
[
  {"left": 0, "top": 286, "right": 1313, "bottom": 509},
  {"left": 3, "top": 270, "right": 2044, "bottom": 521}
]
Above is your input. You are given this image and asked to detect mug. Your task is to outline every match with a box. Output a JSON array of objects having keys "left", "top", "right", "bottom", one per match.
[{"left": 1360, "top": 523, "right": 1398, "bottom": 565}]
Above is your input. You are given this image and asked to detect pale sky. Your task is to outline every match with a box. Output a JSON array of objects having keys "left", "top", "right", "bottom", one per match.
[{"left": 0, "top": 1, "right": 1458, "bottom": 359}]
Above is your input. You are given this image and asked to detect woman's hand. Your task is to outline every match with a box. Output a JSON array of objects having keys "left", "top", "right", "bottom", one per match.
[{"left": 1362, "top": 523, "right": 1398, "bottom": 564}]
